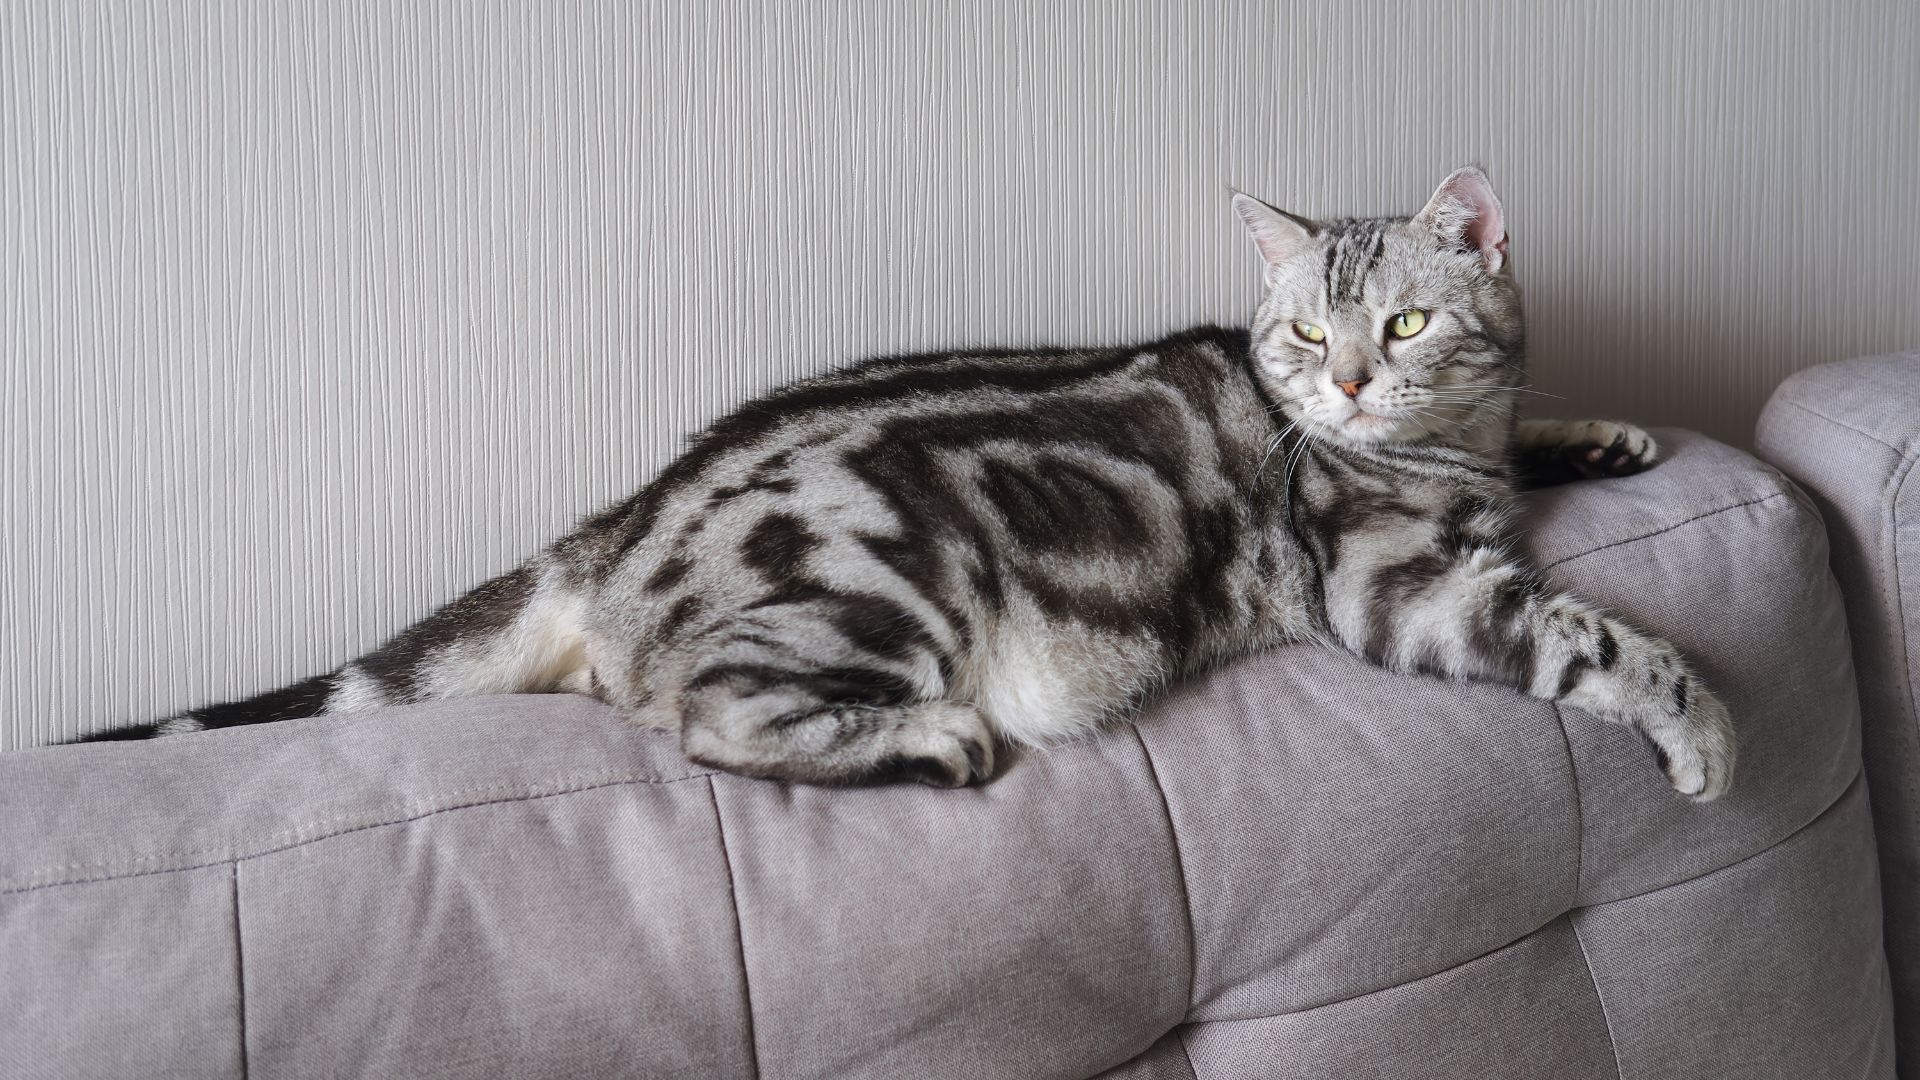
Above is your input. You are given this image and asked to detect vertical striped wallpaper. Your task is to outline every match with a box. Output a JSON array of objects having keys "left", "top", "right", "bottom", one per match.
[{"left": 3, "top": 1, "right": 1916, "bottom": 746}]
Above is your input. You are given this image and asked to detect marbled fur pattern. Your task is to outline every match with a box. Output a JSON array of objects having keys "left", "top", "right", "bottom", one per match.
[{"left": 95, "top": 168, "right": 1734, "bottom": 800}]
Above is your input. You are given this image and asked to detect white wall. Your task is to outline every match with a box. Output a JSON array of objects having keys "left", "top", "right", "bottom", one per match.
[{"left": 4, "top": 1, "right": 1917, "bottom": 747}]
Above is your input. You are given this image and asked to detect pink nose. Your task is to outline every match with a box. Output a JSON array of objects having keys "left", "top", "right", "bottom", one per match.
[{"left": 1336, "top": 377, "right": 1370, "bottom": 399}]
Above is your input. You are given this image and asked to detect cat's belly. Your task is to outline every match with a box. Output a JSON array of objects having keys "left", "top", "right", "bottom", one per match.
[
  {"left": 946, "top": 533, "right": 1319, "bottom": 746},
  {"left": 948, "top": 606, "right": 1168, "bottom": 746}
]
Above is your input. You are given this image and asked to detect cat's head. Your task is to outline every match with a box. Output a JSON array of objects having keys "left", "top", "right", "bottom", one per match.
[{"left": 1234, "top": 167, "right": 1525, "bottom": 450}]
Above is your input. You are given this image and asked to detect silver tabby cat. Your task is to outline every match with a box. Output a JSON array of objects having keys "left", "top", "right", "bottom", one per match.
[{"left": 95, "top": 167, "right": 1734, "bottom": 801}]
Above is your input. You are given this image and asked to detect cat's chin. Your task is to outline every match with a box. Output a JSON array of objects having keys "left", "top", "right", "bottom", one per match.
[{"left": 1314, "top": 409, "right": 1423, "bottom": 447}]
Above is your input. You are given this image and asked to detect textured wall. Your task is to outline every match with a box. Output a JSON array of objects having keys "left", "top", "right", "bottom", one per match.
[{"left": 3, "top": 1, "right": 1917, "bottom": 747}]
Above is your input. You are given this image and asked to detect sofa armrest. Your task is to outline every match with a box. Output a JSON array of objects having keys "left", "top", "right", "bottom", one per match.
[{"left": 1755, "top": 352, "right": 1920, "bottom": 1065}]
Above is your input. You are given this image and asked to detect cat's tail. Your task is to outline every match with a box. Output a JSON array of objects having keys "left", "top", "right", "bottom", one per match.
[
  {"left": 71, "top": 561, "right": 593, "bottom": 743},
  {"left": 72, "top": 674, "right": 340, "bottom": 741}
]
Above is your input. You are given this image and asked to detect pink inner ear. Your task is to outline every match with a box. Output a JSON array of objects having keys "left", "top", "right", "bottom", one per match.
[
  {"left": 1464, "top": 204, "right": 1505, "bottom": 256},
  {"left": 1445, "top": 171, "right": 1507, "bottom": 265}
]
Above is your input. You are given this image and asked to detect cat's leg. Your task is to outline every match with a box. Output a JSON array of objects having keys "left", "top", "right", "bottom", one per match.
[
  {"left": 1328, "top": 549, "right": 1735, "bottom": 799},
  {"left": 1513, "top": 418, "right": 1658, "bottom": 486},
  {"left": 668, "top": 607, "right": 994, "bottom": 787},
  {"left": 683, "top": 690, "right": 994, "bottom": 787}
]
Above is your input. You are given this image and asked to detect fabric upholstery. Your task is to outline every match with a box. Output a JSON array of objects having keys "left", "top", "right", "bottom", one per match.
[
  {"left": 239, "top": 782, "right": 757, "bottom": 1077},
  {"left": 1177, "top": 919, "right": 1620, "bottom": 1080},
  {"left": 709, "top": 733, "right": 1190, "bottom": 1078},
  {"left": 0, "top": 429, "right": 1892, "bottom": 1078},
  {"left": 0, "top": 867, "right": 243, "bottom": 1079},
  {"left": 1574, "top": 778, "right": 1894, "bottom": 1080},
  {"left": 1758, "top": 353, "right": 1920, "bottom": 1076},
  {"left": 1090, "top": 1031, "right": 1196, "bottom": 1080}
]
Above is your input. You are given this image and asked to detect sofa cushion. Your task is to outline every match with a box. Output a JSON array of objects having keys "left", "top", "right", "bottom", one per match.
[
  {"left": 1115, "top": 780, "right": 1891, "bottom": 1080},
  {"left": 1756, "top": 351, "right": 1920, "bottom": 1068},
  {"left": 1145, "top": 430, "right": 1862, "bottom": 1019},
  {"left": 0, "top": 429, "right": 1882, "bottom": 1079},
  {"left": 1524, "top": 431, "right": 1862, "bottom": 903},
  {"left": 1177, "top": 918, "right": 1621, "bottom": 1080}
]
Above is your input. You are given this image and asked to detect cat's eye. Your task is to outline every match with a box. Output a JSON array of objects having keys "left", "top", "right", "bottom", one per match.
[
  {"left": 1292, "top": 321, "right": 1326, "bottom": 344},
  {"left": 1387, "top": 310, "right": 1428, "bottom": 339}
]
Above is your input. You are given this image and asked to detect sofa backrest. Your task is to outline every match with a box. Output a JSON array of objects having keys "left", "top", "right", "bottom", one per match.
[{"left": 1757, "top": 352, "right": 1920, "bottom": 1071}]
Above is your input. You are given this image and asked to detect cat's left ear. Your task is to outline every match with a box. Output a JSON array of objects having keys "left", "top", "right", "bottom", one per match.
[
  {"left": 1232, "top": 191, "right": 1316, "bottom": 269},
  {"left": 1415, "top": 167, "right": 1509, "bottom": 274}
]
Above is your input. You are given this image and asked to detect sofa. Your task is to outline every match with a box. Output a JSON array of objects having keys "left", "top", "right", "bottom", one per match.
[{"left": 3, "top": 356, "right": 1913, "bottom": 1080}]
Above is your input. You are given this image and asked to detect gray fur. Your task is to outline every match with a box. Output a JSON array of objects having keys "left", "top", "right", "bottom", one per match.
[{"left": 108, "top": 168, "right": 1733, "bottom": 800}]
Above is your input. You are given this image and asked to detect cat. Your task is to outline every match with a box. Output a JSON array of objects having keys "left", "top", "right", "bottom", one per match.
[{"left": 82, "top": 167, "right": 1734, "bottom": 801}]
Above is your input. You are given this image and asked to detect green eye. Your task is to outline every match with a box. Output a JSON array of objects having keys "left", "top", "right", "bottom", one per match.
[
  {"left": 1387, "top": 309, "right": 1428, "bottom": 339},
  {"left": 1292, "top": 321, "right": 1326, "bottom": 344}
]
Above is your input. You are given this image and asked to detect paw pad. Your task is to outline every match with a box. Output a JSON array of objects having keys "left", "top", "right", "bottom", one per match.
[{"left": 1563, "top": 424, "right": 1657, "bottom": 480}]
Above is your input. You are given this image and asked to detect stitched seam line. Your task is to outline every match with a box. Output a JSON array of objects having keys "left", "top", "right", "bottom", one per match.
[
  {"left": 1540, "top": 493, "right": 1788, "bottom": 571},
  {"left": 1174, "top": 1026, "right": 1199, "bottom": 1078},
  {"left": 2, "top": 772, "right": 716, "bottom": 895},
  {"left": 14, "top": 770, "right": 716, "bottom": 880},
  {"left": 1549, "top": 703, "right": 1585, "bottom": 902},
  {"left": 706, "top": 777, "right": 762, "bottom": 1080},
  {"left": 1194, "top": 921, "right": 1548, "bottom": 1024},
  {"left": 232, "top": 862, "right": 249, "bottom": 1080},
  {"left": 1130, "top": 721, "right": 1199, "bottom": 1017},
  {"left": 1886, "top": 429, "right": 1920, "bottom": 881},
  {"left": 1189, "top": 765, "right": 1862, "bottom": 1025},
  {"left": 1570, "top": 919, "right": 1627, "bottom": 1080},
  {"left": 1780, "top": 397, "right": 1915, "bottom": 455},
  {"left": 1580, "top": 767, "right": 1863, "bottom": 908}
]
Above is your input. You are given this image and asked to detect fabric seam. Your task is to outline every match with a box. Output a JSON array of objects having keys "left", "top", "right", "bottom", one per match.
[
  {"left": 2, "top": 772, "right": 716, "bottom": 895},
  {"left": 1539, "top": 492, "right": 1788, "bottom": 571},
  {"left": 706, "top": 776, "right": 762, "bottom": 1080},
  {"left": 1174, "top": 1026, "right": 1199, "bottom": 1078},
  {"left": 1548, "top": 703, "right": 1585, "bottom": 903},
  {"left": 1129, "top": 722, "right": 1200, "bottom": 1016},
  {"left": 1519, "top": 767, "right": 1863, "bottom": 909},
  {"left": 1185, "top": 766, "right": 1862, "bottom": 1025},
  {"left": 15, "top": 770, "right": 717, "bottom": 880},
  {"left": 1883, "top": 417, "right": 1920, "bottom": 854},
  {"left": 232, "top": 861, "right": 249, "bottom": 1080},
  {"left": 1779, "top": 397, "right": 1913, "bottom": 455},
  {"left": 1570, "top": 918, "right": 1628, "bottom": 1080}
]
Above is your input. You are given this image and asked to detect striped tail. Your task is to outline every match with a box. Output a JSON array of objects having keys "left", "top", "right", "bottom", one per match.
[
  {"left": 71, "top": 673, "right": 339, "bottom": 742},
  {"left": 70, "top": 561, "right": 591, "bottom": 744}
]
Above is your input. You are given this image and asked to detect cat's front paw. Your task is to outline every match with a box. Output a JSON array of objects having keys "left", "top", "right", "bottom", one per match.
[
  {"left": 1645, "top": 680, "right": 1736, "bottom": 802},
  {"left": 1546, "top": 420, "right": 1659, "bottom": 480}
]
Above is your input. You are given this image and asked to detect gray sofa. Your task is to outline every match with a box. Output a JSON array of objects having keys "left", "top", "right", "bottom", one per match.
[{"left": 4, "top": 357, "right": 1914, "bottom": 1080}]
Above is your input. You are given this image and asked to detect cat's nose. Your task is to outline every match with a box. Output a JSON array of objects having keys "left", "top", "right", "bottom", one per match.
[{"left": 1336, "top": 377, "right": 1371, "bottom": 399}]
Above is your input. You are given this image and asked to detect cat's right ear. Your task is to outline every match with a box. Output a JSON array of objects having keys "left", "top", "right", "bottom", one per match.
[{"left": 1232, "top": 192, "right": 1315, "bottom": 269}]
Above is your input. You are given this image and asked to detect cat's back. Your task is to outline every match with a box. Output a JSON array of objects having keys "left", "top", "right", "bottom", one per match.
[
  {"left": 769, "top": 323, "right": 1258, "bottom": 432},
  {"left": 565, "top": 325, "right": 1265, "bottom": 571}
]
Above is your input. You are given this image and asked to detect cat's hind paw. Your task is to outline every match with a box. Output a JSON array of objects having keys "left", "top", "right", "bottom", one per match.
[{"left": 887, "top": 703, "right": 998, "bottom": 788}]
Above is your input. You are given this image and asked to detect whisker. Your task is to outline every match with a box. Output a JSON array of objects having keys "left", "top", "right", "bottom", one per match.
[
  {"left": 1255, "top": 415, "right": 1301, "bottom": 486},
  {"left": 1281, "top": 422, "right": 1316, "bottom": 501},
  {"left": 1255, "top": 434, "right": 1283, "bottom": 481},
  {"left": 1423, "top": 384, "right": 1566, "bottom": 400}
]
